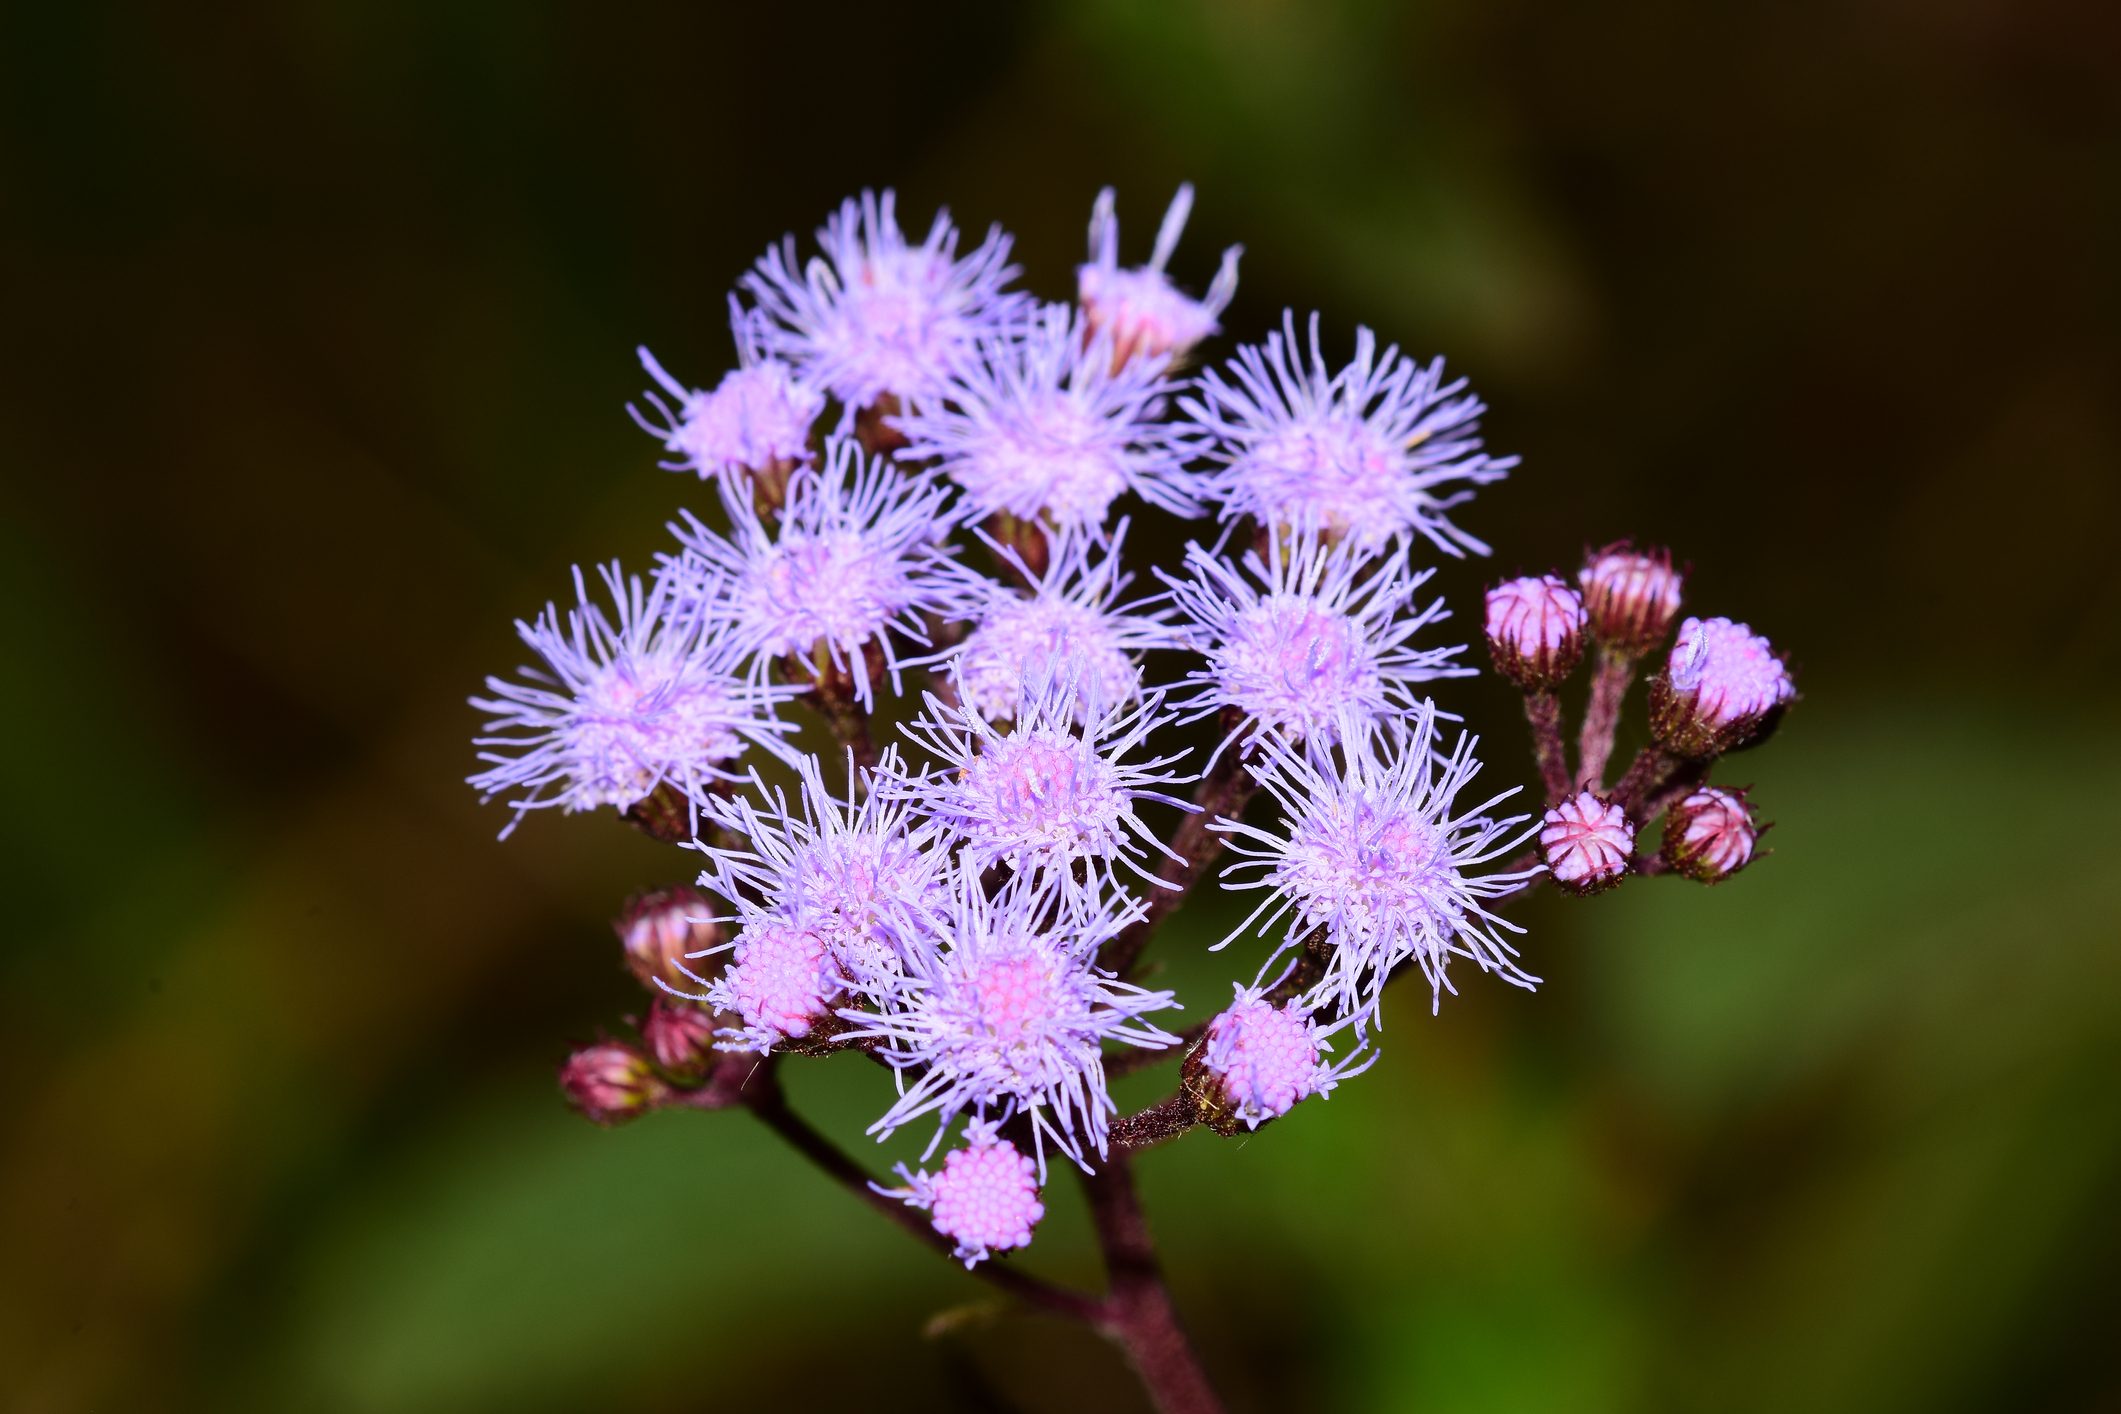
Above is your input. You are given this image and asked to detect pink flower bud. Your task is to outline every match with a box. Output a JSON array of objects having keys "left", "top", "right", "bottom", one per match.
[
  {"left": 1539, "top": 791, "right": 1634, "bottom": 894},
  {"left": 559, "top": 1043, "right": 666, "bottom": 1126},
  {"left": 1578, "top": 543, "right": 1684, "bottom": 657},
  {"left": 1662, "top": 786, "right": 1764, "bottom": 882},
  {"left": 615, "top": 887, "right": 722, "bottom": 993},
  {"left": 1484, "top": 575, "right": 1587, "bottom": 690},
  {"left": 1649, "top": 616, "right": 1795, "bottom": 758},
  {"left": 640, "top": 999, "right": 719, "bottom": 1078}
]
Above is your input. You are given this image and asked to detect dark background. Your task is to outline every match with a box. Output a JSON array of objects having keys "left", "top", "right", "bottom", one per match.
[{"left": 5, "top": 3, "right": 2119, "bottom": 1410}]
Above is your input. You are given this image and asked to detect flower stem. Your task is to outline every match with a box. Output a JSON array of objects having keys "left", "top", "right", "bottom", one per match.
[
  {"left": 1081, "top": 1158, "right": 1227, "bottom": 1414},
  {"left": 1577, "top": 649, "right": 1637, "bottom": 790},
  {"left": 1100, "top": 721, "right": 1257, "bottom": 978},
  {"left": 737, "top": 1060, "right": 1101, "bottom": 1322},
  {"left": 1524, "top": 691, "right": 1574, "bottom": 803}
]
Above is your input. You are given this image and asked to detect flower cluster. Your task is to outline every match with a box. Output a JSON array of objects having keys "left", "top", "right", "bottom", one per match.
[{"left": 469, "top": 185, "right": 1794, "bottom": 1293}]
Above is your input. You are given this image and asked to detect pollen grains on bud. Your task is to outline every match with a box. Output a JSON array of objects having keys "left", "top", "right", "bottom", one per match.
[{"left": 1649, "top": 616, "right": 1796, "bottom": 758}]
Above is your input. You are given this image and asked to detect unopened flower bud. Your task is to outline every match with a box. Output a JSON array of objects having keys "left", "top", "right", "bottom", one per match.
[
  {"left": 1186, "top": 989, "right": 1337, "bottom": 1135},
  {"left": 640, "top": 998, "right": 720, "bottom": 1078},
  {"left": 559, "top": 1042, "right": 667, "bottom": 1126},
  {"left": 1649, "top": 616, "right": 1795, "bottom": 758},
  {"left": 1662, "top": 786, "right": 1764, "bottom": 882},
  {"left": 615, "top": 887, "right": 722, "bottom": 993},
  {"left": 889, "top": 1122, "right": 1044, "bottom": 1268},
  {"left": 1484, "top": 575, "right": 1587, "bottom": 690},
  {"left": 1539, "top": 790, "right": 1635, "bottom": 895},
  {"left": 1579, "top": 543, "right": 1684, "bottom": 657}
]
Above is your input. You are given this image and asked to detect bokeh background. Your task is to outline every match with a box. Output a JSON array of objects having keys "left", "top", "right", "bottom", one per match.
[{"left": 6, "top": 2, "right": 2119, "bottom": 1410}]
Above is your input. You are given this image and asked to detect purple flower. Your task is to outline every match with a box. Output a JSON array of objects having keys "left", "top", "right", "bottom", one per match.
[
  {"left": 841, "top": 874, "right": 1181, "bottom": 1174},
  {"left": 1163, "top": 526, "right": 1469, "bottom": 748},
  {"left": 883, "top": 1119, "right": 1045, "bottom": 1267},
  {"left": 742, "top": 189, "right": 1029, "bottom": 413},
  {"left": 1650, "top": 615, "right": 1795, "bottom": 757},
  {"left": 1185, "top": 311, "right": 1516, "bottom": 556},
  {"left": 628, "top": 300, "right": 824, "bottom": 483},
  {"left": 1663, "top": 786, "right": 1763, "bottom": 882},
  {"left": 891, "top": 670, "right": 1196, "bottom": 910},
  {"left": 893, "top": 302, "right": 1197, "bottom": 530},
  {"left": 666, "top": 437, "right": 978, "bottom": 709},
  {"left": 1077, "top": 183, "right": 1242, "bottom": 369},
  {"left": 1539, "top": 791, "right": 1634, "bottom": 895},
  {"left": 705, "top": 917, "right": 844, "bottom": 1053},
  {"left": 1484, "top": 574, "right": 1588, "bottom": 690},
  {"left": 696, "top": 748, "right": 949, "bottom": 988},
  {"left": 1196, "top": 984, "right": 1368, "bottom": 1130},
  {"left": 1213, "top": 708, "right": 1542, "bottom": 1024},
  {"left": 939, "top": 519, "right": 1184, "bottom": 723},
  {"left": 469, "top": 564, "right": 798, "bottom": 837}
]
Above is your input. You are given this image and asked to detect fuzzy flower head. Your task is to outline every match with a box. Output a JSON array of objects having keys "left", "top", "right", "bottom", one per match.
[
  {"left": 886, "top": 1120, "right": 1045, "bottom": 1268},
  {"left": 667, "top": 438, "right": 977, "bottom": 709},
  {"left": 942, "top": 520, "right": 1183, "bottom": 723},
  {"left": 1539, "top": 791, "right": 1634, "bottom": 895},
  {"left": 743, "top": 190, "right": 1028, "bottom": 412},
  {"left": 843, "top": 876, "right": 1180, "bottom": 1174},
  {"left": 1191, "top": 984, "right": 1366, "bottom": 1133},
  {"left": 893, "top": 671, "right": 1196, "bottom": 910},
  {"left": 703, "top": 917, "right": 843, "bottom": 1053},
  {"left": 1185, "top": 312, "right": 1516, "bottom": 556},
  {"left": 1215, "top": 709, "right": 1542, "bottom": 1025},
  {"left": 893, "top": 302, "right": 1197, "bottom": 530},
  {"left": 629, "top": 301, "right": 824, "bottom": 483},
  {"left": 1485, "top": 574, "right": 1588, "bottom": 690},
  {"left": 1166, "top": 526, "right": 1469, "bottom": 748},
  {"left": 1579, "top": 542, "right": 1684, "bottom": 657},
  {"left": 1077, "top": 184, "right": 1241, "bottom": 369},
  {"left": 697, "top": 748, "right": 949, "bottom": 988},
  {"left": 1663, "top": 786, "right": 1763, "bottom": 883},
  {"left": 1650, "top": 615, "right": 1795, "bottom": 758},
  {"left": 469, "top": 564, "right": 797, "bottom": 836}
]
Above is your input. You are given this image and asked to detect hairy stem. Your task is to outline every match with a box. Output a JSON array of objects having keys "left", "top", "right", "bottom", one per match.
[
  {"left": 1610, "top": 744, "right": 1683, "bottom": 813},
  {"left": 1101, "top": 726, "right": 1257, "bottom": 979},
  {"left": 737, "top": 1062, "right": 1101, "bottom": 1322},
  {"left": 1081, "top": 1159, "right": 1226, "bottom": 1414},
  {"left": 1524, "top": 691, "right": 1574, "bottom": 803},
  {"left": 1577, "top": 649, "right": 1638, "bottom": 790},
  {"left": 1109, "top": 1093, "right": 1203, "bottom": 1156}
]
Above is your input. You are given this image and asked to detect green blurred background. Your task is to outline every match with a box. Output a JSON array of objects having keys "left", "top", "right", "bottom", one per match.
[{"left": 5, "top": 2, "right": 2118, "bottom": 1410}]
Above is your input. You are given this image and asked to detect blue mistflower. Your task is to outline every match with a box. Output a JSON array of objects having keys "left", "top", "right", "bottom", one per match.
[
  {"left": 935, "top": 518, "right": 1184, "bottom": 724},
  {"left": 665, "top": 437, "right": 981, "bottom": 709},
  {"left": 694, "top": 746, "right": 950, "bottom": 992},
  {"left": 743, "top": 189, "right": 1030, "bottom": 414},
  {"left": 1077, "top": 183, "right": 1241, "bottom": 369},
  {"left": 469, "top": 564, "right": 799, "bottom": 836},
  {"left": 1213, "top": 707, "right": 1542, "bottom": 1026},
  {"left": 890, "top": 669, "right": 1197, "bottom": 913},
  {"left": 840, "top": 873, "right": 1181, "bottom": 1176},
  {"left": 894, "top": 302, "right": 1197, "bottom": 530},
  {"left": 1164, "top": 525, "right": 1469, "bottom": 748},
  {"left": 1186, "top": 311, "right": 1516, "bottom": 555},
  {"left": 628, "top": 299, "right": 824, "bottom": 483}
]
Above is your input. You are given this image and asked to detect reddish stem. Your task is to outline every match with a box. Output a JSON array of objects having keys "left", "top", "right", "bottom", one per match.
[
  {"left": 1578, "top": 649, "right": 1637, "bottom": 790},
  {"left": 734, "top": 1062, "right": 1101, "bottom": 1323},
  {"left": 1081, "top": 1158, "right": 1227, "bottom": 1414},
  {"left": 1524, "top": 691, "right": 1574, "bottom": 803},
  {"left": 1101, "top": 727, "right": 1257, "bottom": 978}
]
